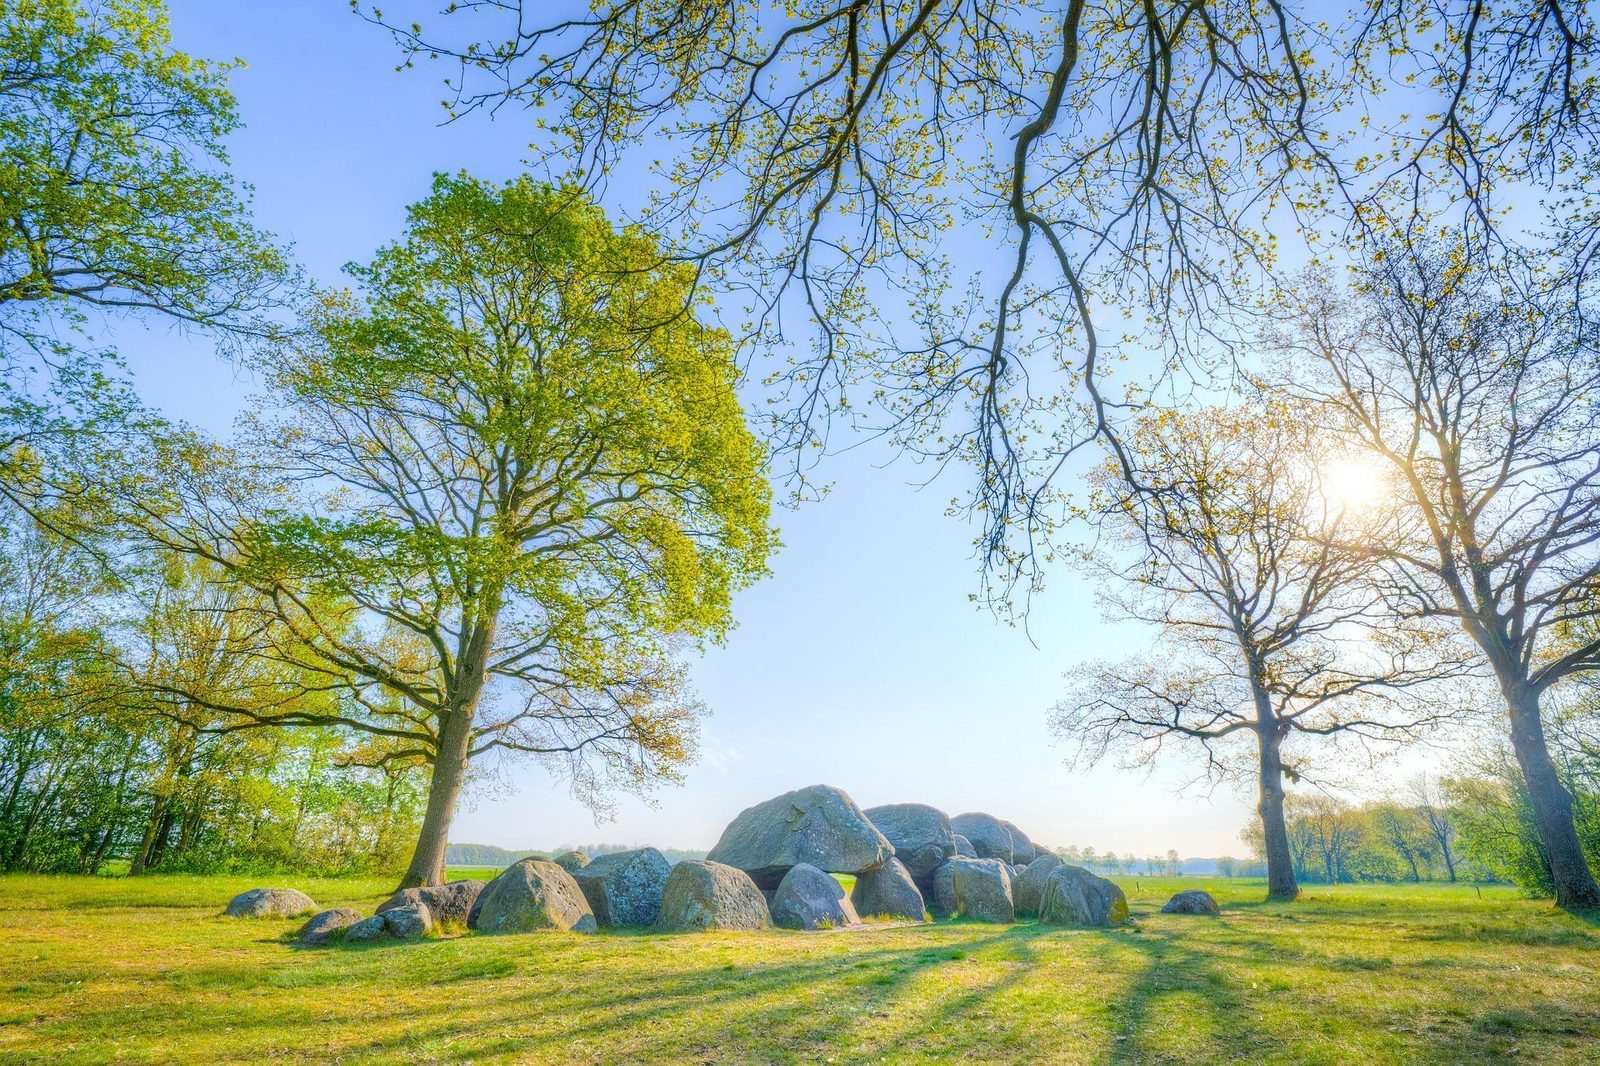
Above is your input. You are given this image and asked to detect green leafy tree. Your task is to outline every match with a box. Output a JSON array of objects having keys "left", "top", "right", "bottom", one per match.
[
  {"left": 0, "top": 0, "right": 285, "bottom": 347},
  {"left": 145, "top": 174, "right": 774, "bottom": 887}
]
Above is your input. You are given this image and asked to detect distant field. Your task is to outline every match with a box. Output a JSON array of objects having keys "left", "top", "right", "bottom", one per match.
[{"left": 1, "top": 874, "right": 1596, "bottom": 1064}]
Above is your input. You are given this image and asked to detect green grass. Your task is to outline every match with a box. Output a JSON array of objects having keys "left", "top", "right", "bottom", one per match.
[{"left": 0, "top": 874, "right": 1596, "bottom": 1064}]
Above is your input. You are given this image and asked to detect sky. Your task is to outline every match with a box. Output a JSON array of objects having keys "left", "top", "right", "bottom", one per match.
[{"left": 107, "top": 0, "right": 1286, "bottom": 858}]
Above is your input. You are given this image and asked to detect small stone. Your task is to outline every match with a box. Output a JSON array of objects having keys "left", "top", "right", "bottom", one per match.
[
  {"left": 1161, "top": 889, "right": 1221, "bottom": 916},
  {"left": 224, "top": 888, "right": 318, "bottom": 918},
  {"left": 296, "top": 908, "right": 363, "bottom": 946}
]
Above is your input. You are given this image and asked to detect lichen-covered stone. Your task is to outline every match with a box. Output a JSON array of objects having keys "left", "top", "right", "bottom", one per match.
[
  {"left": 1038, "top": 865, "right": 1129, "bottom": 927},
  {"left": 952, "top": 858, "right": 1015, "bottom": 923},
  {"left": 570, "top": 847, "right": 672, "bottom": 926},
  {"left": 473, "top": 859, "right": 597, "bottom": 934},
  {"left": 656, "top": 859, "right": 772, "bottom": 932},
  {"left": 554, "top": 850, "right": 590, "bottom": 873}
]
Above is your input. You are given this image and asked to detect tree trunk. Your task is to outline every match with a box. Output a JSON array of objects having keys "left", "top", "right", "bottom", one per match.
[
  {"left": 398, "top": 707, "right": 473, "bottom": 889},
  {"left": 129, "top": 794, "right": 168, "bottom": 876},
  {"left": 1255, "top": 722, "right": 1298, "bottom": 902},
  {"left": 1504, "top": 684, "right": 1600, "bottom": 909}
]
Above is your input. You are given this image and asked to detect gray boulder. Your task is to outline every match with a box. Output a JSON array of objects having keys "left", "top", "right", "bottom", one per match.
[
  {"left": 343, "top": 915, "right": 389, "bottom": 942},
  {"left": 770, "top": 863, "right": 858, "bottom": 930},
  {"left": 656, "top": 859, "right": 772, "bottom": 932},
  {"left": 571, "top": 847, "right": 672, "bottom": 926},
  {"left": 377, "top": 879, "right": 485, "bottom": 928},
  {"left": 950, "top": 813, "right": 1014, "bottom": 863},
  {"left": 1161, "top": 889, "right": 1221, "bottom": 916},
  {"left": 225, "top": 887, "right": 318, "bottom": 918},
  {"left": 1012, "top": 853, "right": 1065, "bottom": 917},
  {"left": 554, "top": 850, "right": 590, "bottom": 873},
  {"left": 296, "top": 908, "right": 364, "bottom": 946},
  {"left": 929, "top": 857, "right": 980, "bottom": 918},
  {"left": 862, "top": 803, "right": 956, "bottom": 879},
  {"left": 952, "top": 834, "right": 976, "bottom": 858},
  {"left": 383, "top": 902, "right": 433, "bottom": 939},
  {"left": 850, "top": 857, "right": 927, "bottom": 921},
  {"left": 473, "top": 859, "right": 597, "bottom": 934},
  {"left": 1038, "top": 865, "right": 1129, "bottom": 927},
  {"left": 952, "top": 858, "right": 1015, "bottom": 923},
  {"left": 707, "top": 784, "right": 894, "bottom": 889},
  {"left": 999, "top": 820, "right": 1038, "bottom": 864}
]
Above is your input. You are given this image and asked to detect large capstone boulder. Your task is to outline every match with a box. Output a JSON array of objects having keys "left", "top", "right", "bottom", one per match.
[
  {"left": 225, "top": 887, "right": 318, "bottom": 919},
  {"left": 571, "top": 847, "right": 672, "bottom": 927},
  {"left": 377, "top": 880, "right": 485, "bottom": 929},
  {"left": 862, "top": 803, "right": 956, "bottom": 879},
  {"left": 952, "top": 858, "right": 1015, "bottom": 923},
  {"left": 1012, "top": 853, "right": 1065, "bottom": 918},
  {"left": 950, "top": 813, "right": 1014, "bottom": 863},
  {"left": 473, "top": 859, "right": 597, "bottom": 934},
  {"left": 554, "top": 850, "right": 590, "bottom": 873},
  {"left": 706, "top": 784, "right": 894, "bottom": 889},
  {"left": 656, "top": 859, "right": 772, "bottom": 932},
  {"left": 1161, "top": 889, "right": 1221, "bottom": 916},
  {"left": 850, "top": 857, "right": 927, "bottom": 921},
  {"left": 770, "top": 863, "right": 859, "bottom": 930},
  {"left": 999, "top": 820, "right": 1038, "bottom": 864},
  {"left": 1038, "top": 865, "right": 1129, "bottom": 927},
  {"left": 296, "top": 908, "right": 364, "bottom": 946},
  {"left": 952, "top": 834, "right": 976, "bottom": 858}
]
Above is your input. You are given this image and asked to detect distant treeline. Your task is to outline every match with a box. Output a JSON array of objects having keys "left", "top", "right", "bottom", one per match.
[{"left": 447, "top": 842, "right": 708, "bottom": 867}]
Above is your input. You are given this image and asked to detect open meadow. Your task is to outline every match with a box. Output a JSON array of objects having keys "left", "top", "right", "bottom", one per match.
[{"left": 1, "top": 874, "right": 1596, "bottom": 1064}]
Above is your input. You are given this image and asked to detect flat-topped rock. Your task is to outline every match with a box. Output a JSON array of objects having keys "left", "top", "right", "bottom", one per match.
[
  {"left": 952, "top": 858, "right": 1015, "bottom": 923},
  {"left": 707, "top": 784, "right": 893, "bottom": 889},
  {"left": 656, "top": 859, "right": 771, "bottom": 932},
  {"left": 225, "top": 888, "right": 318, "bottom": 919}
]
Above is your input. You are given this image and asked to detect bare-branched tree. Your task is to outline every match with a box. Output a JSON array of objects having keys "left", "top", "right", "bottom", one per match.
[
  {"left": 362, "top": 1, "right": 1600, "bottom": 593},
  {"left": 1054, "top": 402, "right": 1461, "bottom": 900},
  {"left": 1278, "top": 241, "right": 1600, "bottom": 908}
]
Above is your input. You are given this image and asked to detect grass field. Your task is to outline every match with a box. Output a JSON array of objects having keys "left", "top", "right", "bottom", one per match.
[{"left": 0, "top": 872, "right": 1596, "bottom": 1064}]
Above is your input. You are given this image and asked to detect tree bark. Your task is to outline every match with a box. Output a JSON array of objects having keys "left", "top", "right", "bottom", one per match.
[
  {"left": 1504, "top": 684, "right": 1600, "bottom": 909},
  {"left": 397, "top": 610, "right": 499, "bottom": 890},
  {"left": 398, "top": 707, "right": 473, "bottom": 889},
  {"left": 1255, "top": 720, "right": 1298, "bottom": 902}
]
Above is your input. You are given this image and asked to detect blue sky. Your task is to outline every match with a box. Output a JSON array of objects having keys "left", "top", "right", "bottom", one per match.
[{"left": 114, "top": 0, "right": 1269, "bottom": 858}]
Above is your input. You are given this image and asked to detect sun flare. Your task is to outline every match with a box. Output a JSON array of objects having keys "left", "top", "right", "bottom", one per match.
[{"left": 1321, "top": 455, "right": 1388, "bottom": 515}]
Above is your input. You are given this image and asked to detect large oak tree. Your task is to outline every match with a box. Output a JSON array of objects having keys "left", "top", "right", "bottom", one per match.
[{"left": 142, "top": 174, "right": 774, "bottom": 887}]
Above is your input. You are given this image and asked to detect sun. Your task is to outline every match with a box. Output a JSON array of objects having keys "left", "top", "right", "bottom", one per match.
[{"left": 1321, "top": 454, "right": 1388, "bottom": 515}]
